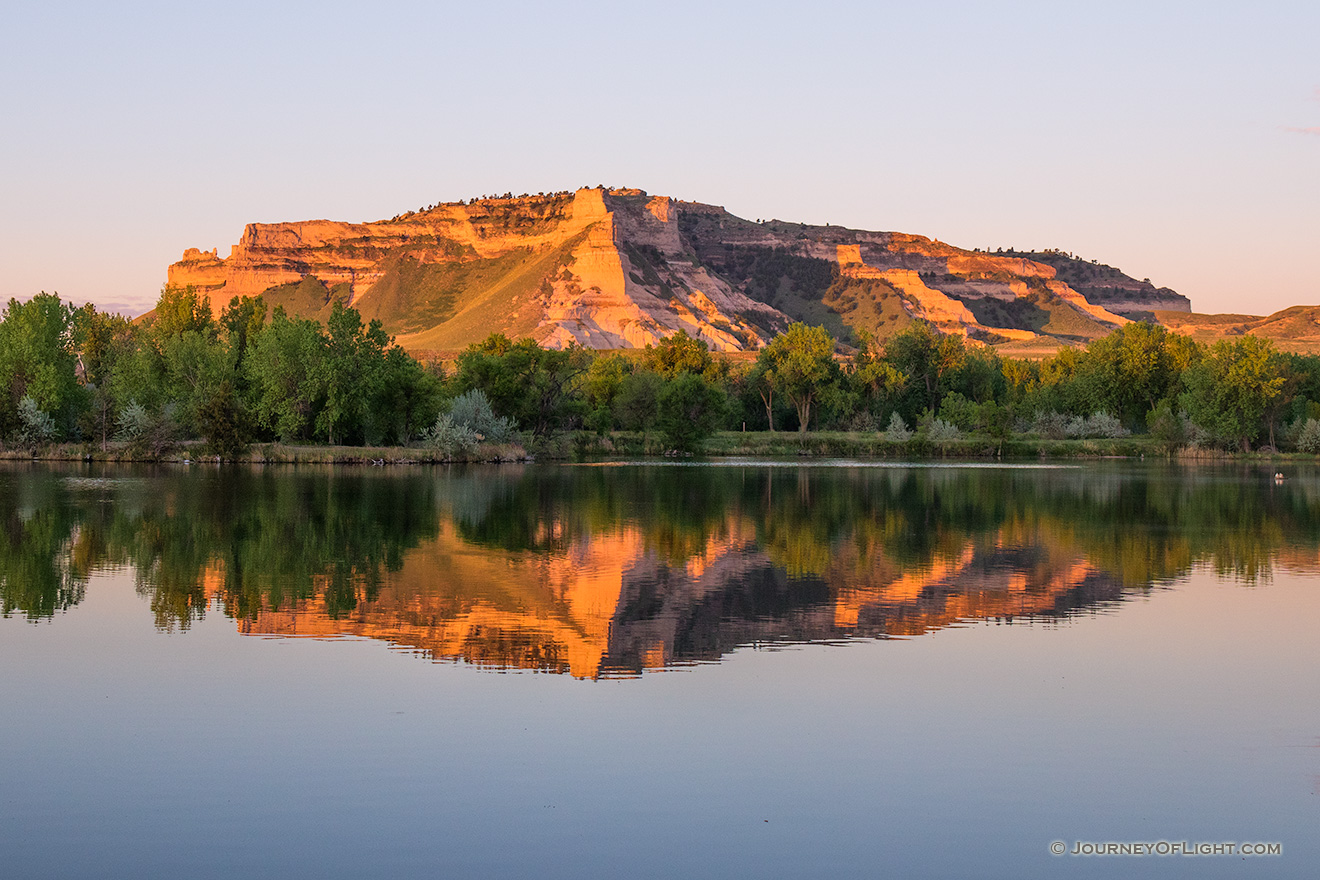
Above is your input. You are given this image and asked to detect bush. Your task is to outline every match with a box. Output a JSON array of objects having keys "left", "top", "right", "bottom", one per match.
[
  {"left": 846, "top": 410, "right": 881, "bottom": 432},
  {"left": 16, "top": 397, "right": 57, "bottom": 448},
  {"left": 921, "top": 414, "right": 960, "bottom": 443},
  {"left": 448, "top": 389, "right": 515, "bottom": 443},
  {"left": 1070, "top": 412, "right": 1129, "bottom": 439},
  {"left": 423, "top": 414, "right": 480, "bottom": 460},
  {"left": 884, "top": 412, "right": 912, "bottom": 442},
  {"left": 114, "top": 400, "right": 152, "bottom": 444},
  {"left": 1296, "top": 418, "right": 1320, "bottom": 454},
  {"left": 114, "top": 401, "right": 179, "bottom": 456},
  {"left": 1031, "top": 410, "right": 1071, "bottom": 440},
  {"left": 1148, "top": 400, "right": 1185, "bottom": 446}
]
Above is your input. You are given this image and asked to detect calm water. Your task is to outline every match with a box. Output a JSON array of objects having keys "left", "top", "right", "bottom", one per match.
[{"left": 0, "top": 460, "right": 1315, "bottom": 878}]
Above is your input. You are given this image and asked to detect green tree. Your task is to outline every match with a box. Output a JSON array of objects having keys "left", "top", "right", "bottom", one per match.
[
  {"left": 245, "top": 308, "right": 327, "bottom": 441},
  {"left": 196, "top": 380, "right": 250, "bottom": 459},
  {"left": 755, "top": 323, "right": 839, "bottom": 433},
  {"left": 151, "top": 285, "right": 215, "bottom": 340},
  {"left": 881, "top": 321, "right": 966, "bottom": 416},
  {"left": 614, "top": 369, "right": 664, "bottom": 439},
  {"left": 643, "top": 329, "right": 717, "bottom": 380},
  {"left": 848, "top": 332, "right": 907, "bottom": 424},
  {"left": 1075, "top": 322, "right": 1190, "bottom": 428},
  {"left": 1180, "top": 337, "right": 1286, "bottom": 451},
  {"left": 73, "top": 307, "right": 138, "bottom": 449},
  {"left": 318, "top": 302, "right": 392, "bottom": 444},
  {"left": 219, "top": 295, "right": 268, "bottom": 372},
  {"left": 453, "top": 335, "right": 589, "bottom": 437},
  {"left": 583, "top": 353, "right": 632, "bottom": 433},
  {"left": 372, "top": 346, "right": 444, "bottom": 444},
  {"left": 0, "top": 293, "right": 85, "bottom": 439},
  {"left": 657, "top": 372, "right": 726, "bottom": 451}
]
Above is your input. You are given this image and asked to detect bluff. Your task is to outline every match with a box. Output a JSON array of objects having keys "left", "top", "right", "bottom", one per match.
[{"left": 168, "top": 187, "right": 1190, "bottom": 353}]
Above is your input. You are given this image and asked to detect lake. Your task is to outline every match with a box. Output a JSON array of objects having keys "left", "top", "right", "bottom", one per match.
[{"left": 0, "top": 459, "right": 1314, "bottom": 878}]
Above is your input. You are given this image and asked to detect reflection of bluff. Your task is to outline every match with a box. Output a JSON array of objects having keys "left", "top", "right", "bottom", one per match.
[
  {"left": 165, "top": 187, "right": 1190, "bottom": 354},
  {"left": 236, "top": 513, "right": 1129, "bottom": 679},
  {"left": 10, "top": 462, "right": 1320, "bottom": 671}
]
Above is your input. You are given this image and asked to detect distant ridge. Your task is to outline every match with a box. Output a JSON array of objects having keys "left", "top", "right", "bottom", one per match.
[{"left": 167, "top": 186, "right": 1196, "bottom": 354}]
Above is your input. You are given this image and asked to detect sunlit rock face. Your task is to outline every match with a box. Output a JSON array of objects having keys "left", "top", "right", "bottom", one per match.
[{"left": 167, "top": 187, "right": 1182, "bottom": 352}]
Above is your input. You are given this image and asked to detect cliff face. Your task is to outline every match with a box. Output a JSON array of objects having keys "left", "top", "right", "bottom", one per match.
[{"left": 168, "top": 187, "right": 1178, "bottom": 352}]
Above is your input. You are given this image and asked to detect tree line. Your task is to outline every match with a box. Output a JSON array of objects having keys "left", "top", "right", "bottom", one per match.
[{"left": 4, "top": 287, "right": 1320, "bottom": 456}]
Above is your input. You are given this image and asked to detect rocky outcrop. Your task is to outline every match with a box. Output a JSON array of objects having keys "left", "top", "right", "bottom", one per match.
[{"left": 167, "top": 187, "right": 1170, "bottom": 352}]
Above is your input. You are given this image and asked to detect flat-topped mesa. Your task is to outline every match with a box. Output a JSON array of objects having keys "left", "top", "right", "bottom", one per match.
[{"left": 164, "top": 186, "right": 1174, "bottom": 353}]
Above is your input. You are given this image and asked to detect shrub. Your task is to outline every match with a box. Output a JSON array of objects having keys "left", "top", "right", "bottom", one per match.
[
  {"left": 1031, "top": 410, "right": 1071, "bottom": 440},
  {"left": 1148, "top": 400, "right": 1185, "bottom": 446},
  {"left": 846, "top": 411, "right": 881, "bottom": 432},
  {"left": 114, "top": 400, "right": 152, "bottom": 444},
  {"left": 921, "top": 414, "right": 960, "bottom": 443},
  {"left": 1296, "top": 418, "right": 1320, "bottom": 454},
  {"left": 448, "top": 389, "right": 515, "bottom": 443},
  {"left": 1082, "top": 412, "right": 1129, "bottom": 439},
  {"left": 423, "top": 414, "right": 480, "bottom": 460},
  {"left": 884, "top": 412, "right": 912, "bottom": 442},
  {"left": 112, "top": 401, "right": 179, "bottom": 456},
  {"left": 16, "top": 397, "right": 57, "bottom": 447}
]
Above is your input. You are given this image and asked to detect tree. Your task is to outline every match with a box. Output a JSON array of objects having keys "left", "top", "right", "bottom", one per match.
[
  {"left": 755, "top": 323, "right": 839, "bottom": 433},
  {"left": 318, "top": 302, "right": 392, "bottom": 445},
  {"left": 1180, "top": 337, "right": 1286, "bottom": 451},
  {"left": 881, "top": 321, "right": 966, "bottom": 416},
  {"left": 151, "top": 285, "right": 215, "bottom": 340},
  {"left": 657, "top": 373, "right": 726, "bottom": 451},
  {"left": 0, "top": 293, "right": 84, "bottom": 440},
  {"left": 1075, "top": 322, "right": 1191, "bottom": 429},
  {"left": 614, "top": 370, "right": 664, "bottom": 439},
  {"left": 644, "top": 330, "right": 717, "bottom": 380},
  {"left": 848, "top": 332, "right": 907, "bottom": 424},
  {"left": 372, "top": 346, "right": 443, "bottom": 445},
  {"left": 245, "top": 309, "right": 327, "bottom": 441},
  {"left": 73, "top": 307, "right": 138, "bottom": 449},
  {"left": 453, "top": 335, "right": 589, "bottom": 437},
  {"left": 196, "top": 381, "right": 250, "bottom": 459},
  {"left": 582, "top": 354, "right": 632, "bottom": 433},
  {"left": 219, "top": 294, "right": 268, "bottom": 372}
]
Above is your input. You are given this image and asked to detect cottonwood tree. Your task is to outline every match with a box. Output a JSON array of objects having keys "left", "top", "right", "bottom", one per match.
[{"left": 755, "top": 323, "right": 839, "bottom": 433}]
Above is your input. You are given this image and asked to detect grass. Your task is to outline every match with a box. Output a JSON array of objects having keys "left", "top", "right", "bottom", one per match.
[
  {"left": 10, "top": 432, "right": 1316, "bottom": 466},
  {"left": 1, "top": 440, "right": 530, "bottom": 465}
]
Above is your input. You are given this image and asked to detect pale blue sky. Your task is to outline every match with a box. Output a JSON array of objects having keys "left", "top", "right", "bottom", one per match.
[{"left": 2, "top": 0, "right": 1316, "bottom": 316}]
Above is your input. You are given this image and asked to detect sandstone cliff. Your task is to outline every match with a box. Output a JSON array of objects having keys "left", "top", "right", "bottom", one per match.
[{"left": 168, "top": 187, "right": 1176, "bottom": 352}]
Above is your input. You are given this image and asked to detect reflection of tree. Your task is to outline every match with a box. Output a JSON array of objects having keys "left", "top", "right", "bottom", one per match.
[
  {"left": 0, "top": 469, "right": 86, "bottom": 618},
  {"left": 456, "top": 462, "right": 1320, "bottom": 629},
  {"left": 0, "top": 465, "right": 440, "bottom": 628},
  {"left": 7, "top": 462, "right": 1320, "bottom": 655}
]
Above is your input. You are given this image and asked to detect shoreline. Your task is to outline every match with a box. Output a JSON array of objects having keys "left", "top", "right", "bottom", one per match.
[{"left": 1, "top": 431, "right": 1307, "bottom": 465}]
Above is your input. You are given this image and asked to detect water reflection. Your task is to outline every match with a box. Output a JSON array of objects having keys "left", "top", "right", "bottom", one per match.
[{"left": 3, "top": 461, "right": 1319, "bottom": 677}]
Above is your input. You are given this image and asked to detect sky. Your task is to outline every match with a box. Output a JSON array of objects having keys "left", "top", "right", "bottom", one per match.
[{"left": 1, "top": 0, "right": 1316, "bottom": 317}]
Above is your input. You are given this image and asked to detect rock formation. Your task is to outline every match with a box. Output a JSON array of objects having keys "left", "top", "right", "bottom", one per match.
[{"left": 168, "top": 187, "right": 1190, "bottom": 352}]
